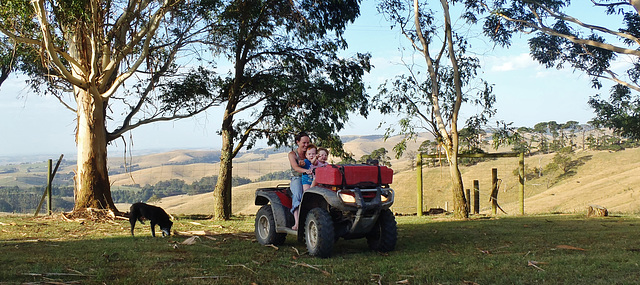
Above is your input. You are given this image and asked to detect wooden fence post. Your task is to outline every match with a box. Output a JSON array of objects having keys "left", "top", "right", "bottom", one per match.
[
  {"left": 466, "top": 188, "right": 471, "bottom": 214},
  {"left": 416, "top": 152, "right": 524, "bottom": 217},
  {"left": 519, "top": 152, "right": 525, "bottom": 215},
  {"left": 491, "top": 168, "right": 498, "bottom": 215},
  {"left": 47, "top": 159, "right": 52, "bottom": 215},
  {"left": 416, "top": 153, "right": 423, "bottom": 217},
  {"left": 473, "top": 180, "right": 479, "bottom": 214},
  {"left": 34, "top": 154, "right": 64, "bottom": 216}
]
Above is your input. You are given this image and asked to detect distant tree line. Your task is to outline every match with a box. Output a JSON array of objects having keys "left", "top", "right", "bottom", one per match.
[
  {"left": 0, "top": 186, "right": 74, "bottom": 213},
  {"left": 256, "top": 171, "right": 290, "bottom": 182},
  {"left": 491, "top": 121, "right": 640, "bottom": 155},
  {"left": 0, "top": 175, "right": 253, "bottom": 213},
  {"left": 112, "top": 175, "right": 251, "bottom": 203},
  {"left": 416, "top": 121, "right": 639, "bottom": 168},
  {"left": 335, "top": 147, "right": 393, "bottom": 166}
]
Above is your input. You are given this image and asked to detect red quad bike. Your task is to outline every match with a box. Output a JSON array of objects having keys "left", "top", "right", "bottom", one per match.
[{"left": 254, "top": 164, "right": 397, "bottom": 258}]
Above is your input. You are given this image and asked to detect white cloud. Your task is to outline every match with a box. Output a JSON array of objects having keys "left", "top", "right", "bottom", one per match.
[{"left": 488, "top": 53, "right": 536, "bottom": 72}]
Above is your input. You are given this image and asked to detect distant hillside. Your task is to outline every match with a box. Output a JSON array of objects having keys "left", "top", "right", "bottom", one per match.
[
  {"left": 151, "top": 146, "right": 640, "bottom": 217},
  {"left": 3, "top": 133, "right": 640, "bottom": 217}
]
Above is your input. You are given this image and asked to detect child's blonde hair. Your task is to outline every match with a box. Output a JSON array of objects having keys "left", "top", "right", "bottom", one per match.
[{"left": 317, "top": 147, "right": 329, "bottom": 155}]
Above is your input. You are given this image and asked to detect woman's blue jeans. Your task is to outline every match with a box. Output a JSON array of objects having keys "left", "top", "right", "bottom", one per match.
[{"left": 290, "top": 176, "right": 303, "bottom": 214}]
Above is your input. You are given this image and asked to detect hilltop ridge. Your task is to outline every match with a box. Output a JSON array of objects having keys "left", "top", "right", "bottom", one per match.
[{"left": 2, "top": 133, "right": 639, "bottom": 216}]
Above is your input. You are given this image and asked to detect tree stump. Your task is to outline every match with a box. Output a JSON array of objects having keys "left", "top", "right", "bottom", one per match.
[{"left": 587, "top": 205, "right": 608, "bottom": 217}]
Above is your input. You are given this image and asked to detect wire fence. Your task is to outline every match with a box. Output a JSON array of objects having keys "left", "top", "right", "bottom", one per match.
[{"left": 0, "top": 160, "right": 292, "bottom": 214}]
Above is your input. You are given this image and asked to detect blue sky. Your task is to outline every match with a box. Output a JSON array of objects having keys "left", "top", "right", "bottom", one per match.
[{"left": 0, "top": 0, "right": 606, "bottom": 157}]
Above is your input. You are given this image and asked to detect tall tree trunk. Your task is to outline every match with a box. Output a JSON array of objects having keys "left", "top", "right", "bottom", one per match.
[
  {"left": 73, "top": 88, "right": 117, "bottom": 212},
  {"left": 213, "top": 114, "right": 234, "bottom": 220},
  {"left": 448, "top": 154, "right": 468, "bottom": 219},
  {"left": 446, "top": 131, "right": 468, "bottom": 219}
]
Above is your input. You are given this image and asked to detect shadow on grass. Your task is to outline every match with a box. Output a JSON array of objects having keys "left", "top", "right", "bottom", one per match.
[{"left": 2, "top": 214, "right": 640, "bottom": 284}]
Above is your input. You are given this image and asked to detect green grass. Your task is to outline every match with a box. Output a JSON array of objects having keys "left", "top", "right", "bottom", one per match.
[{"left": 2, "top": 214, "right": 640, "bottom": 284}]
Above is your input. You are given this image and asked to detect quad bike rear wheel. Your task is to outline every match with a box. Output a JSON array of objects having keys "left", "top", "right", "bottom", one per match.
[
  {"left": 255, "top": 205, "right": 287, "bottom": 246},
  {"left": 305, "top": 208, "right": 335, "bottom": 258}
]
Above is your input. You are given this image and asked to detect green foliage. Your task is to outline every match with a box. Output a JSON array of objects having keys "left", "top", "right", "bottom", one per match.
[
  {"left": 491, "top": 121, "right": 530, "bottom": 154},
  {"left": 479, "top": 0, "right": 640, "bottom": 140},
  {"left": 358, "top": 147, "right": 392, "bottom": 166},
  {"left": 542, "top": 147, "right": 590, "bottom": 187},
  {"left": 256, "top": 170, "right": 290, "bottom": 182},
  {"left": 589, "top": 85, "right": 640, "bottom": 140},
  {"left": 208, "top": 0, "right": 371, "bottom": 156},
  {"left": 0, "top": 174, "right": 253, "bottom": 209},
  {"left": 0, "top": 186, "right": 74, "bottom": 213},
  {"left": 458, "top": 123, "right": 490, "bottom": 166},
  {"left": 513, "top": 165, "right": 541, "bottom": 181},
  {"left": 585, "top": 133, "right": 640, "bottom": 151},
  {"left": 111, "top": 175, "right": 252, "bottom": 203},
  {"left": 336, "top": 156, "right": 357, "bottom": 165},
  {"left": 375, "top": 0, "right": 495, "bottom": 160}
]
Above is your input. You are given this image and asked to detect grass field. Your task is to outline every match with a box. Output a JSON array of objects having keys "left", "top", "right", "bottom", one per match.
[{"left": 2, "top": 213, "right": 640, "bottom": 284}]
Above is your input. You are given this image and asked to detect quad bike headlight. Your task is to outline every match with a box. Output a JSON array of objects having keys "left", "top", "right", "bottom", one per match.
[
  {"left": 338, "top": 192, "right": 356, "bottom": 203},
  {"left": 381, "top": 189, "right": 394, "bottom": 203}
]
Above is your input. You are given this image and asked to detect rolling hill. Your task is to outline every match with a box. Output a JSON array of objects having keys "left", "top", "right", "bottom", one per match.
[
  {"left": 2, "top": 134, "right": 639, "bottom": 217},
  {"left": 140, "top": 137, "right": 640, "bottom": 217}
]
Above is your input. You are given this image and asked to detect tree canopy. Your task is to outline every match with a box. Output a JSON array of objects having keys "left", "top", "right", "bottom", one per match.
[
  {"left": 0, "top": 0, "right": 223, "bottom": 212},
  {"left": 375, "top": 0, "right": 496, "bottom": 218},
  {"left": 199, "top": 0, "right": 372, "bottom": 219},
  {"left": 476, "top": 0, "right": 640, "bottom": 139}
]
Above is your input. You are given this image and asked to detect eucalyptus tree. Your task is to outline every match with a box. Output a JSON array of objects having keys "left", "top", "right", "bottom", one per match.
[
  {"left": 0, "top": 6, "right": 40, "bottom": 90},
  {"left": 589, "top": 84, "right": 640, "bottom": 139},
  {"left": 477, "top": 0, "right": 640, "bottom": 139},
  {"left": 376, "top": 0, "right": 495, "bottom": 218},
  {"left": 0, "top": 38, "right": 15, "bottom": 87},
  {"left": 533, "top": 122, "right": 549, "bottom": 153},
  {"left": 358, "top": 148, "right": 392, "bottom": 166},
  {"left": 208, "top": 0, "right": 371, "bottom": 219},
  {"left": 0, "top": 0, "right": 222, "bottom": 212}
]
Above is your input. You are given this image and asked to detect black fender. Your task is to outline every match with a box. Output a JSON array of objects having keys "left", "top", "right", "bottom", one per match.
[{"left": 255, "top": 188, "right": 293, "bottom": 232}]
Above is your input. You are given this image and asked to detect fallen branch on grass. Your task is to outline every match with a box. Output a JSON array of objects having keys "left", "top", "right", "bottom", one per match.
[
  {"left": 189, "top": 275, "right": 230, "bottom": 280},
  {"left": 22, "top": 272, "right": 95, "bottom": 277},
  {"left": 291, "top": 246, "right": 301, "bottom": 256},
  {"left": 555, "top": 245, "right": 586, "bottom": 251},
  {"left": 226, "top": 264, "right": 257, "bottom": 274},
  {"left": 174, "top": 230, "right": 218, "bottom": 236},
  {"left": 527, "top": 260, "right": 547, "bottom": 271},
  {"left": 291, "top": 261, "right": 331, "bottom": 276},
  {"left": 61, "top": 208, "right": 125, "bottom": 224},
  {"left": 181, "top": 236, "right": 200, "bottom": 245}
]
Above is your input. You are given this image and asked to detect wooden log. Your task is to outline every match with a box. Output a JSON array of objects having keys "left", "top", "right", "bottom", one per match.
[{"left": 587, "top": 205, "right": 608, "bottom": 217}]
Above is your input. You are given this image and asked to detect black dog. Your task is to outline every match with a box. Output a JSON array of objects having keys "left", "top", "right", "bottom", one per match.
[{"left": 129, "top": 202, "right": 173, "bottom": 237}]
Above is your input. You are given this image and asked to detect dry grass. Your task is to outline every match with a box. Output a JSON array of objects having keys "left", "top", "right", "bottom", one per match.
[
  {"left": 390, "top": 147, "right": 640, "bottom": 216},
  {"left": 4, "top": 134, "right": 638, "bottom": 218},
  {"left": 147, "top": 147, "right": 640, "bottom": 218}
]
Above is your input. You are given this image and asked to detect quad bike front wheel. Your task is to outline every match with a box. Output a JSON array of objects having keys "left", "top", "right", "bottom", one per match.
[
  {"left": 255, "top": 205, "right": 287, "bottom": 246},
  {"left": 366, "top": 209, "right": 397, "bottom": 252},
  {"left": 305, "top": 208, "right": 335, "bottom": 258}
]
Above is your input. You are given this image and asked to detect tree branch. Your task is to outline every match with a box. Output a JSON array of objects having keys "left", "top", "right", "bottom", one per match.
[
  {"left": 30, "top": 0, "right": 88, "bottom": 88},
  {"left": 232, "top": 112, "right": 268, "bottom": 157},
  {"left": 101, "top": 0, "right": 181, "bottom": 98},
  {"left": 493, "top": 11, "right": 640, "bottom": 57}
]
